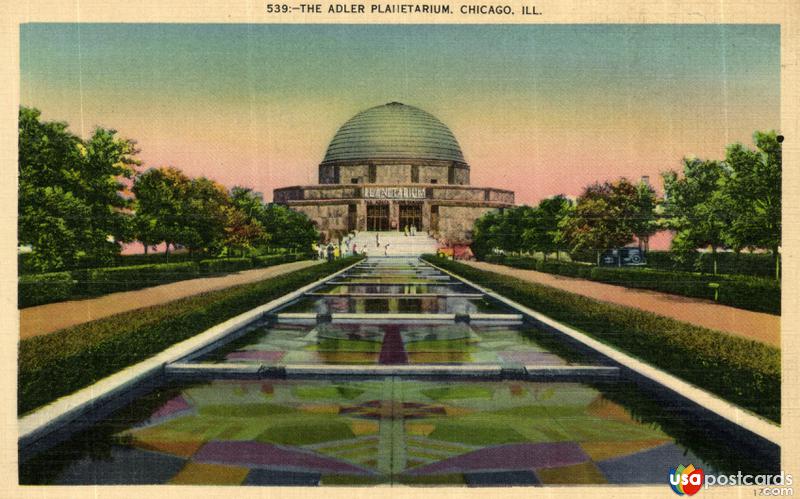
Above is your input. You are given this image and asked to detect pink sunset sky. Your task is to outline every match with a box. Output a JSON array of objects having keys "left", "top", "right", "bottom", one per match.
[{"left": 21, "top": 24, "right": 780, "bottom": 249}]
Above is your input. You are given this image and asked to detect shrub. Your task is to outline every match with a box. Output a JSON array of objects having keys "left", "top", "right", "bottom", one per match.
[
  {"left": 199, "top": 258, "right": 252, "bottom": 274},
  {"left": 646, "top": 250, "right": 778, "bottom": 279},
  {"left": 18, "top": 257, "right": 362, "bottom": 414},
  {"left": 478, "top": 255, "right": 779, "bottom": 315},
  {"left": 18, "top": 272, "right": 74, "bottom": 308},
  {"left": 252, "top": 253, "right": 306, "bottom": 268},
  {"left": 588, "top": 267, "right": 779, "bottom": 315},
  {"left": 78, "top": 262, "right": 200, "bottom": 296},
  {"left": 423, "top": 255, "right": 780, "bottom": 422},
  {"left": 252, "top": 255, "right": 286, "bottom": 267},
  {"left": 115, "top": 252, "right": 202, "bottom": 267}
]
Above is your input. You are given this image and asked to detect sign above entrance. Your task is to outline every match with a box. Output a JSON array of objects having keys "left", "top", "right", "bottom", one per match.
[{"left": 363, "top": 186, "right": 426, "bottom": 200}]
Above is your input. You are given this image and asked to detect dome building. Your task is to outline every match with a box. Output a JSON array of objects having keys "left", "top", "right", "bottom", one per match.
[{"left": 274, "top": 102, "right": 515, "bottom": 244}]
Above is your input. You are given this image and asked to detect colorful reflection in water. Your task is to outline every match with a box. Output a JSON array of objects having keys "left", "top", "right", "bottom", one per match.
[
  {"left": 22, "top": 378, "right": 760, "bottom": 486},
  {"left": 198, "top": 322, "right": 580, "bottom": 366}
]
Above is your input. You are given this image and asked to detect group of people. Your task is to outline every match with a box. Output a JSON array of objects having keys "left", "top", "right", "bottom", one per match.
[
  {"left": 312, "top": 231, "right": 368, "bottom": 262},
  {"left": 312, "top": 225, "right": 420, "bottom": 260}
]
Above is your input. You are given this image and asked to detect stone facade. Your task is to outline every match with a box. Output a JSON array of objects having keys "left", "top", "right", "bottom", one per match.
[
  {"left": 274, "top": 183, "right": 514, "bottom": 243},
  {"left": 273, "top": 102, "right": 515, "bottom": 244},
  {"left": 318, "top": 160, "right": 470, "bottom": 186}
]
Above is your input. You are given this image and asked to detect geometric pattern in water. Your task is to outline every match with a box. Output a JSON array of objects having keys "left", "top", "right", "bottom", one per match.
[{"left": 32, "top": 379, "right": 715, "bottom": 485}]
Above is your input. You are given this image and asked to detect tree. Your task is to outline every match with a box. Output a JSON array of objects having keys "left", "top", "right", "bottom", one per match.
[
  {"left": 535, "top": 195, "right": 572, "bottom": 261},
  {"left": 179, "top": 177, "right": 230, "bottom": 254},
  {"left": 222, "top": 205, "right": 266, "bottom": 256},
  {"left": 722, "top": 131, "right": 781, "bottom": 279},
  {"left": 632, "top": 180, "right": 659, "bottom": 252},
  {"left": 224, "top": 187, "right": 268, "bottom": 255},
  {"left": 662, "top": 159, "right": 732, "bottom": 274},
  {"left": 131, "top": 167, "right": 191, "bottom": 255},
  {"left": 471, "top": 210, "right": 504, "bottom": 259},
  {"left": 18, "top": 107, "right": 138, "bottom": 271},
  {"left": 259, "top": 204, "right": 317, "bottom": 252},
  {"left": 559, "top": 179, "right": 641, "bottom": 264},
  {"left": 497, "top": 206, "right": 534, "bottom": 254}
]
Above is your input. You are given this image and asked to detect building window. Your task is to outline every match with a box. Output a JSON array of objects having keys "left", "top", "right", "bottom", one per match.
[
  {"left": 368, "top": 164, "right": 377, "bottom": 183},
  {"left": 411, "top": 165, "right": 419, "bottom": 183},
  {"left": 351, "top": 178, "right": 360, "bottom": 184},
  {"left": 430, "top": 179, "right": 438, "bottom": 184},
  {"left": 333, "top": 166, "right": 340, "bottom": 184},
  {"left": 448, "top": 164, "right": 455, "bottom": 184}
]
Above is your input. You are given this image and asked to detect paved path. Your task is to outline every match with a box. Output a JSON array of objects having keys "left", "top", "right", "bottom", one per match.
[
  {"left": 20, "top": 260, "right": 321, "bottom": 339},
  {"left": 464, "top": 261, "right": 780, "bottom": 348}
]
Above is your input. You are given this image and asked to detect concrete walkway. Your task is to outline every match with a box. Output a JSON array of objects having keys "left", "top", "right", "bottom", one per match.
[
  {"left": 20, "top": 260, "right": 321, "bottom": 340},
  {"left": 464, "top": 261, "right": 780, "bottom": 348}
]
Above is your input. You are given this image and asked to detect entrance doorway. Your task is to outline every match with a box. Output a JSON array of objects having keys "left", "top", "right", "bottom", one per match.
[
  {"left": 366, "top": 204, "right": 390, "bottom": 231},
  {"left": 399, "top": 204, "right": 423, "bottom": 231}
]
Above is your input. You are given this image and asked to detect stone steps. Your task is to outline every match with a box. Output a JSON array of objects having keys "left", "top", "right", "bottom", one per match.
[{"left": 345, "top": 231, "right": 439, "bottom": 256}]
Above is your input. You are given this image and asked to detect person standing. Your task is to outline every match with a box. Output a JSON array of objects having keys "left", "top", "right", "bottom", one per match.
[
  {"left": 326, "top": 243, "right": 334, "bottom": 262},
  {"left": 411, "top": 224, "right": 417, "bottom": 236},
  {"left": 376, "top": 233, "right": 380, "bottom": 247},
  {"left": 352, "top": 243, "right": 358, "bottom": 256},
  {"left": 384, "top": 243, "right": 390, "bottom": 256}
]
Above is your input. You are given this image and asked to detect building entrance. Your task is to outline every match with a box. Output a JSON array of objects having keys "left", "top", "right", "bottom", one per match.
[
  {"left": 366, "top": 204, "right": 390, "bottom": 231},
  {"left": 399, "top": 204, "right": 423, "bottom": 231}
]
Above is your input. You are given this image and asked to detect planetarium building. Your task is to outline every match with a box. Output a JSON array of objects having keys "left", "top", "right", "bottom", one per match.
[{"left": 273, "top": 102, "right": 515, "bottom": 243}]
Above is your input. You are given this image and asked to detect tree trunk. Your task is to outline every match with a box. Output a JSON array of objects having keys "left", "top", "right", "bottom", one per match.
[
  {"left": 165, "top": 242, "right": 171, "bottom": 258},
  {"left": 711, "top": 245, "right": 718, "bottom": 275},
  {"left": 143, "top": 242, "right": 148, "bottom": 255},
  {"left": 596, "top": 250, "right": 600, "bottom": 266},
  {"left": 556, "top": 249, "right": 561, "bottom": 262}
]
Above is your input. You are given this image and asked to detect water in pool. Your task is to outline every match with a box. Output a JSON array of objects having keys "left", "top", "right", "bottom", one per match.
[{"left": 20, "top": 378, "right": 773, "bottom": 485}]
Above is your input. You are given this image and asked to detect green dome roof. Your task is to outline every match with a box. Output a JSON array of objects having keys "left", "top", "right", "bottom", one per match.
[{"left": 322, "top": 102, "right": 465, "bottom": 164}]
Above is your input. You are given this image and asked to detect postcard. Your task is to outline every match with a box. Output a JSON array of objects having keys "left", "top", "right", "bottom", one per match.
[{"left": 3, "top": 1, "right": 798, "bottom": 498}]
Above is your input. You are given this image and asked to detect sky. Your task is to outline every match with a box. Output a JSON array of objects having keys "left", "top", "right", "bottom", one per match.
[{"left": 20, "top": 23, "right": 780, "bottom": 209}]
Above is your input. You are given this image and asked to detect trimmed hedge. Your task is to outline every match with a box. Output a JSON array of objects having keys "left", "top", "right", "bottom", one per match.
[
  {"left": 647, "top": 250, "right": 778, "bottom": 279},
  {"left": 76, "top": 262, "right": 200, "bottom": 296},
  {"left": 19, "top": 254, "right": 313, "bottom": 308},
  {"left": 18, "top": 272, "right": 74, "bottom": 308},
  {"left": 481, "top": 254, "right": 779, "bottom": 315},
  {"left": 423, "top": 256, "right": 780, "bottom": 422},
  {"left": 198, "top": 257, "right": 253, "bottom": 274},
  {"left": 588, "top": 267, "right": 780, "bottom": 315},
  {"left": 19, "top": 256, "right": 362, "bottom": 415},
  {"left": 252, "top": 253, "right": 300, "bottom": 268}
]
